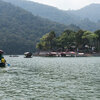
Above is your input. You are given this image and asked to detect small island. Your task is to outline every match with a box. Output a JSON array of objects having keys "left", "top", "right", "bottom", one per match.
[{"left": 35, "top": 30, "right": 100, "bottom": 57}]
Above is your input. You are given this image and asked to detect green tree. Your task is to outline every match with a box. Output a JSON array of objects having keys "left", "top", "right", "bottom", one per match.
[
  {"left": 36, "top": 31, "right": 56, "bottom": 51},
  {"left": 95, "top": 30, "right": 100, "bottom": 52},
  {"left": 56, "top": 30, "right": 75, "bottom": 51},
  {"left": 82, "top": 31, "right": 98, "bottom": 46},
  {"left": 47, "top": 31, "right": 56, "bottom": 50},
  {"left": 82, "top": 31, "right": 98, "bottom": 53},
  {"left": 75, "top": 30, "right": 85, "bottom": 50}
]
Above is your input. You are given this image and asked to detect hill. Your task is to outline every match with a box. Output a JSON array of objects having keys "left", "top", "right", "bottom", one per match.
[
  {"left": 69, "top": 3, "right": 100, "bottom": 22},
  {"left": 0, "top": 0, "right": 79, "bottom": 54},
  {"left": 3, "top": 0, "right": 100, "bottom": 31},
  {"left": 3, "top": 0, "right": 81, "bottom": 25}
]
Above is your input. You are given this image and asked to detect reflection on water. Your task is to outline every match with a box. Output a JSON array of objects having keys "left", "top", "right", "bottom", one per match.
[{"left": 0, "top": 56, "right": 100, "bottom": 100}]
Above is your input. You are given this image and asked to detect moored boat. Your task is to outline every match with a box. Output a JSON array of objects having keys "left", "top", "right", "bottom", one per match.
[
  {"left": 9, "top": 55, "right": 19, "bottom": 57},
  {"left": 24, "top": 52, "right": 32, "bottom": 58}
]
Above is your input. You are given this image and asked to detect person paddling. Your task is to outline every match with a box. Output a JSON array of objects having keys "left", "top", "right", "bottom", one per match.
[{"left": 0, "top": 50, "right": 6, "bottom": 67}]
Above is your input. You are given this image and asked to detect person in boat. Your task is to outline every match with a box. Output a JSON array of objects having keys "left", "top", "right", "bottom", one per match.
[{"left": 0, "top": 50, "right": 6, "bottom": 67}]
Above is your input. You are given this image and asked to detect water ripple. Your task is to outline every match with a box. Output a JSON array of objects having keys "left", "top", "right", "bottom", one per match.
[{"left": 0, "top": 56, "right": 100, "bottom": 100}]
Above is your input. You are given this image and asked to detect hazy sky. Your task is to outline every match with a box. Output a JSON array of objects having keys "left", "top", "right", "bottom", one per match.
[{"left": 28, "top": 0, "right": 100, "bottom": 10}]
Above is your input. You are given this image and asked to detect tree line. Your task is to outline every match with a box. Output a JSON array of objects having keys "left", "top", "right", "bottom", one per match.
[{"left": 36, "top": 30, "right": 100, "bottom": 53}]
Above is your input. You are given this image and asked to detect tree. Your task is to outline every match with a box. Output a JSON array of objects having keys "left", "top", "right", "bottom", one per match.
[
  {"left": 56, "top": 30, "right": 75, "bottom": 51},
  {"left": 95, "top": 30, "right": 100, "bottom": 52},
  {"left": 75, "top": 30, "right": 85, "bottom": 50},
  {"left": 47, "top": 31, "right": 56, "bottom": 50},
  {"left": 82, "top": 31, "right": 98, "bottom": 46},
  {"left": 36, "top": 31, "right": 56, "bottom": 51},
  {"left": 95, "top": 30, "right": 100, "bottom": 41},
  {"left": 82, "top": 31, "right": 98, "bottom": 53}
]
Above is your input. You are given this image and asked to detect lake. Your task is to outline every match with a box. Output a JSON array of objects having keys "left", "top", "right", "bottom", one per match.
[{"left": 0, "top": 56, "right": 100, "bottom": 100}]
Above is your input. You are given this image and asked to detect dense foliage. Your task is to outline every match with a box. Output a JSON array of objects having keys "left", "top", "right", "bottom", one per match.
[
  {"left": 0, "top": 1, "right": 80, "bottom": 54},
  {"left": 36, "top": 30, "right": 100, "bottom": 53},
  {"left": 3, "top": 0, "right": 100, "bottom": 31}
]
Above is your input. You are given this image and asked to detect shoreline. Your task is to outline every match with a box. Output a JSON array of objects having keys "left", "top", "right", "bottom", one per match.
[{"left": 33, "top": 51, "right": 100, "bottom": 57}]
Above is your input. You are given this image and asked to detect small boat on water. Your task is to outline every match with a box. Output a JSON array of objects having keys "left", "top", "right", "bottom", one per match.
[
  {"left": 0, "top": 50, "right": 6, "bottom": 67},
  {"left": 24, "top": 52, "right": 32, "bottom": 58},
  {"left": 9, "top": 55, "right": 19, "bottom": 57}
]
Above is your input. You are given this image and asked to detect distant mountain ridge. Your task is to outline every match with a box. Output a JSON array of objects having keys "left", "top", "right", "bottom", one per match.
[
  {"left": 68, "top": 3, "right": 100, "bottom": 22},
  {"left": 3, "top": 0, "right": 81, "bottom": 25},
  {"left": 3, "top": 0, "right": 100, "bottom": 31}
]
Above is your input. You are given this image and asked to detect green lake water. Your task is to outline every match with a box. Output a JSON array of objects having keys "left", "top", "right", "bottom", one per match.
[{"left": 0, "top": 56, "right": 100, "bottom": 100}]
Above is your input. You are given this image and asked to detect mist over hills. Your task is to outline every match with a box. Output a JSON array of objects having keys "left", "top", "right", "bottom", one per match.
[
  {"left": 69, "top": 3, "right": 100, "bottom": 22},
  {"left": 0, "top": 0, "right": 80, "bottom": 54},
  {"left": 3, "top": 0, "right": 100, "bottom": 31}
]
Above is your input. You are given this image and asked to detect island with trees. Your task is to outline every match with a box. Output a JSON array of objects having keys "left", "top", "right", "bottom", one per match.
[{"left": 36, "top": 30, "right": 100, "bottom": 57}]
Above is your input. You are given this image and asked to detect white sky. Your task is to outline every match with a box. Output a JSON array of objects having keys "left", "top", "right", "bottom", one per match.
[{"left": 28, "top": 0, "right": 100, "bottom": 10}]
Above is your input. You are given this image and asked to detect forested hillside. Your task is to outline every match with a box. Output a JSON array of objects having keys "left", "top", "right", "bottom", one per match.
[
  {"left": 0, "top": 0, "right": 79, "bottom": 54},
  {"left": 3, "top": 0, "right": 100, "bottom": 31},
  {"left": 3, "top": 0, "right": 81, "bottom": 25}
]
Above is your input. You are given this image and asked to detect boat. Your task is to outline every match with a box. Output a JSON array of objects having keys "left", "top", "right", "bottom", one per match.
[
  {"left": 0, "top": 50, "right": 6, "bottom": 67},
  {"left": 9, "top": 55, "right": 19, "bottom": 57},
  {"left": 24, "top": 52, "right": 32, "bottom": 58},
  {"left": 0, "top": 63, "right": 5, "bottom": 68}
]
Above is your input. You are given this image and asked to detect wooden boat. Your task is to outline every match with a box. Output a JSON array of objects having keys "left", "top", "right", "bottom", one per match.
[{"left": 24, "top": 52, "right": 32, "bottom": 58}]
